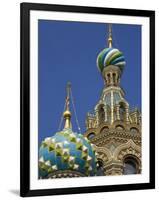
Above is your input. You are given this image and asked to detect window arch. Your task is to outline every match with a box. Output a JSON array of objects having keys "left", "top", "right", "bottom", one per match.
[
  {"left": 116, "top": 125, "right": 124, "bottom": 130},
  {"left": 123, "top": 157, "right": 139, "bottom": 175},
  {"left": 87, "top": 132, "right": 95, "bottom": 140},
  {"left": 96, "top": 160, "right": 105, "bottom": 176},
  {"left": 101, "top": 126, "right": 109, "bottom": 134},
  {"left": 130, "top": 127, "right": 138, "bottom": 135}
]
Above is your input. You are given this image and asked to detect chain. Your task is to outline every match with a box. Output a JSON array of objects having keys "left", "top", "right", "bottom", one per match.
[
  {"left": 70, "top": 88, "right": 81, "bottom": 133},
  {"left": 112, "top": 25, "right": 119, "bottom": 49},
  {"left": 58, "top": 100, "right": 66, "bottom": 131}
]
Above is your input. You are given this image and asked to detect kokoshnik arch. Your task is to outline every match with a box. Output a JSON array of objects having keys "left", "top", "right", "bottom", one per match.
[{"left": 38, "top": 24, "right": 141, "bottom": 178}]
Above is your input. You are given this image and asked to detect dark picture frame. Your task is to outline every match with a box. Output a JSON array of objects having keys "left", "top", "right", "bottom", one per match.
[{"left": 20, "top": 2, "right": 155, "bottom": 197}]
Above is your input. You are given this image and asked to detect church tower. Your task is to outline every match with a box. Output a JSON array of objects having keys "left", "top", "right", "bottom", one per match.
[{"left": 84, "top": 25, "right": 141, "bottom": 176}]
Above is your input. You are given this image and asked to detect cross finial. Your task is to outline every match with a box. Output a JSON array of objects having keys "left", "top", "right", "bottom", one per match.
[
  {"left": 108, "top": 24, "right": 113, "bottom": 48},
  {"left": 66, "top": 82, "right": 71, "bottom": 110},
  {"left": 63, "top": 82, "right": 72, "bottom": 129}
]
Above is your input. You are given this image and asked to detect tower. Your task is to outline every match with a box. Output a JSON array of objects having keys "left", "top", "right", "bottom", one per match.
[{"left": 84, "top": 25, "right": 141, "bottom": 176}]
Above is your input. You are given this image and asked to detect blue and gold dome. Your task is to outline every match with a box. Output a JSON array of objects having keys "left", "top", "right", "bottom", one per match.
[{"left": 39, "top": 83, "right": 97, "bottom": 178}]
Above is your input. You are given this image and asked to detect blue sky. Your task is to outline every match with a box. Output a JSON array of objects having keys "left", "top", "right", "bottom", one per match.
[{"left": 38, "top": 20, "right": 141, "bottom": 145}]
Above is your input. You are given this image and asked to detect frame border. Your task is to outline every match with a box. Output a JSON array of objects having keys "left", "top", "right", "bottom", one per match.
[{"left": 20, "top": 2, "right": 155, "bottom": 197}]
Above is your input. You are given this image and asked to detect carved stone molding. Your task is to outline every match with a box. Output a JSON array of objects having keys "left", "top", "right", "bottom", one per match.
[
  {"left": 94, "top": 146, "right": 112, "bottom": 163},
  {"left": 90, "top": 131, "right": 141, "bottom": 147},
  {"left": 113, "top": 139, "right": 141, "bottom": 162}
]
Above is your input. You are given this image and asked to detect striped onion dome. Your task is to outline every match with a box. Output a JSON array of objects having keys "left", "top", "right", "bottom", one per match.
[
  {"left": 97, "top": 48, "right": 126, "bottom": 73},
  {"left": 39, "top": 128, "right": 97, "bottom": 178}
]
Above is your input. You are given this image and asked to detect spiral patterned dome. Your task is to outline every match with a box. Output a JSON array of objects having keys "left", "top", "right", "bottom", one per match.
[
  {"left": 97, "top": 48, "right": 126, "bottom": 73},
  {"left": 39, "top": 128, "right": 97, "bottom": 178}
]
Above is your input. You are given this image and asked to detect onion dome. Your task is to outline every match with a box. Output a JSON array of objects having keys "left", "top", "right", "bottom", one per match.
[
  {"left": 39, "top": 83, "right": 97, "bottom": 178},
  {"left": 97, "top": 24, "right": 126, "bottom": 74},
  {"left": 97, "top": 48, "right": 126, "bottom": 73},
  {"left": 39, "top": 128, "right": 97, "bottom": 178}
]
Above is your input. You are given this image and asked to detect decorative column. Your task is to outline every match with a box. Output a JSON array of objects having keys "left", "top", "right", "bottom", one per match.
[
  {"left": 110, "top": 72, "right": 113, "bottom": 85},
  {"left": 95, "top": 108, "right": 99, "bottom": 126},
  {"left": 116, "top": 105, "right": 120, "bottom": 120},
  {"left": 139, "top": 115, "right": 141, "bottom": 125},
  {"left": 105, "top": 73, "right": 109, "bottom": 86},
  {"left": 104, "top": 160, "right": 123, "bottom": 175},
  {"left": 104, "top": 106, "right": 107, "bottom": 122},
  {"left": 111, "top": 91, "right": 114, "bottom": 124},
  {"left": 115, "top": 73, "right": 118, "bottom": 85},
  {"left": 125, "top": 106, "right": 129, "bottom": 123}
]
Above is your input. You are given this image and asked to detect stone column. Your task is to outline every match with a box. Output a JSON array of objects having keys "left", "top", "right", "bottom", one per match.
[
  {"left": 110, "top": 72, "right": 113, "bottom": 85},
  {"left": 104, "top": 106, "right": 107, "bottom": 122},
  {"left": 104, "top": 161, "right": 123, "bottom": 176},
  {"left": 125, "top": 107, "right": 129, "bottom": 123},
  {"left": 95, "top": 108, "right": 99, "bottom": 126},
  {"left": 111, "top": 91, "right": 114, "bottom": 124},
  {"left": 116, "top": 105, "right": 120, "bottom": 120},
  {"left": 105, "top": 73, "right": 109, "bottom": 86}
]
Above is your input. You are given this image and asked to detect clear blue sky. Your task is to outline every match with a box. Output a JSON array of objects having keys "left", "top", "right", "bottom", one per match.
[{"left": 38, "top": 20, "right": 141, "bottom": 145}]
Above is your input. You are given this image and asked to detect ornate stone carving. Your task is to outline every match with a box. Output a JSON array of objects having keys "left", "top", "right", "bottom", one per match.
[
  {"left": 113, "top": 139, "right": 141, "bottom": 161},
  {"left": 94, "top": 146, "right": 111, "bottom": 163}
]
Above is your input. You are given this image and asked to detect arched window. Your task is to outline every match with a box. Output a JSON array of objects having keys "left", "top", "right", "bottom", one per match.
[
  {"left": 99, "top": 106, "right": 105, "bottom": 123},
  {"left": 119, "top": 107, "right": 125, "bottom": 120},
  {"left": 116, "top": 125, "right": 124, "bottom": 130},
  {"left": 113, "top": 73, "right": 116, "bottom": 84},
  {"left": 119, "top": 103, "right": 126, "bottom": 121},
  {"left": 123, "top": 157, "right": 138, "bottom": 175},
  {"left": 130, "top": 127, "right": 138, "bottom": 135},
  {"left": 101, "top": 126, "right": 109, "bottom": 134},
  {"left": 87, "top": 133, "right": 95, "bottom": 140},
  {"left": 96, "top": 160, "right": 105, "bottom": 176}
]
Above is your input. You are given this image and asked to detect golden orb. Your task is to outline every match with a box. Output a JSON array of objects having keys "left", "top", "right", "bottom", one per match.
[{"left": 63, "top": 110, "right": 71, "bottom": 118}]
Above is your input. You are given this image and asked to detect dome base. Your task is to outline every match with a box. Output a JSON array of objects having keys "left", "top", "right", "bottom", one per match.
[
  {"left": 102, "top": 65, "right": 122, "bottom": 87},
  {"left": 45, "top": 170, "right": 85, "bottom": 179}
]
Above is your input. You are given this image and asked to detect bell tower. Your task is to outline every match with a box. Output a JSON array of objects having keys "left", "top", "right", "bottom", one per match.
[{"left": 84, "top": 24, "right": 141, "bottom": 176}]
